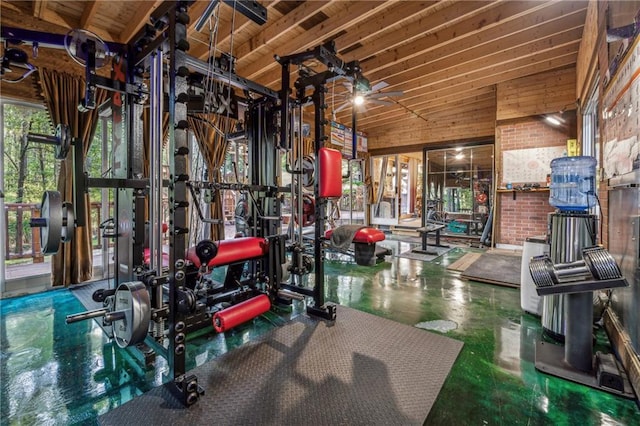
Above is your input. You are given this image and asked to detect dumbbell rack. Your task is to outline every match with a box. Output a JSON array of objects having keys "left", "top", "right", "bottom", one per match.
[{"left": 531, "top": 240, "right": 634, "bottom": 397}]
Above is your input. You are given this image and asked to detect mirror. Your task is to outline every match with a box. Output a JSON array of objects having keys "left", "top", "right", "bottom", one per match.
[{"left": 425, "top": 145, "right": 494, "bottom": 236}]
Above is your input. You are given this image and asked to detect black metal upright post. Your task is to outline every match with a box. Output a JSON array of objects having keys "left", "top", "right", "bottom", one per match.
[
  {"left": 166, "top": 2, "right": 202, "bottom": 407},
  {"left": 312, "top": 84, "right": 326, "bottom": 309}
]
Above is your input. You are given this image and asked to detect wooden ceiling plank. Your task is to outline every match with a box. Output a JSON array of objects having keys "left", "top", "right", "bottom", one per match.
[
  {"left": 350, "top": 44, "right": 578, "bottom": 130},
  {"left": 335, "top": 1, "right": 438, "bottom": 53},
  {"left": 39, "top": 7, "right": 77, "bottom": 31},
  {"left": 356, "top": 91, "right": 497, "bottom": 127},
  {"left": 228, "top": 1, "right": 334, "bottom": 64},
  {"left": 355, "top": 90, "right": 497, "bottom": 126},
  {"left": 361, "top": 49, "right": 579, "bottom": 131},
  {"left": 189, "top": 1, "right": 287, "bottom": 59},
  {"left": 80, "top": 1, "right": 100, "bottom": 29},
  {"left": 118, "top": 0, "right": 163, "bottom": 44},
  {"left": 386, "top": 33, "right": 581, "bottom": 103},
  {"left": 240, "top": 1, "right": 397, "bottom": 81},
  {"left": 258, "top": 0, "right": 491, "bottom": 88},
  {"left": 33, "top": 0, "right": 46, "bottom": 19},
  {"left": 364, "top": 1, "right": 587, "bottom": 83},
  {"left": 333, "top": 13, "right": 585, "bottom": 119},
  {"left": 370, "top": 24, "right": 584, "bottom": 103}
]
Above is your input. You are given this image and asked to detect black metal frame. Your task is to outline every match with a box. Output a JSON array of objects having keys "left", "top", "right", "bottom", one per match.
[{"left": 13, "top": 0, "right": 373, "bottom": 409}]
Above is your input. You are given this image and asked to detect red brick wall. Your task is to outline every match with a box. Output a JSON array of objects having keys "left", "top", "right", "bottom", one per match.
[
  {"left": 496, "top": 118, "right": 570, "bottom": 246},
  {"left": 497, "top": 191, "right": 555, "bottom": 246}
]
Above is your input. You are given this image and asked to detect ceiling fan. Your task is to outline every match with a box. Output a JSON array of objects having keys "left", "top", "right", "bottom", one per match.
[{"left": 332, "top": 79, "right": 403, "bottom": 115}]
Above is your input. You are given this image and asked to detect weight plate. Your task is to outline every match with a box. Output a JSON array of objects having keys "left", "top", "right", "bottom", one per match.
[
  {"left": 294, "top": 155, "right": 315, "bottom": 190},
  {"left": 40, "top": 191, "right": 63, "bottom": 255},
  {"left": 54, "top": 124, "right": 71, "bottom": 160},
  {"left": 61, "top": 202, "right": 75, "bottom": 242},
  {"left": 112, "top": 281, "right": 151, "bottom": 348}
]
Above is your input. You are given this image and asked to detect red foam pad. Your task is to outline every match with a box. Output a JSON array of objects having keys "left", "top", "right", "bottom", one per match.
[
  {"left": 318, "top": 147, "right": 343, "bottom": 198},
  {"left": 213, "top": 294, "right": 271, "bottom": 333},
  {"left": 186, "top": 237, "right": 269, "bottom": 268},
  {"left": 324, "top": 227, "right": 386, "bottom": 244},
  {"left": 143, "top": 248, "right": 170, "bottom": 267}
]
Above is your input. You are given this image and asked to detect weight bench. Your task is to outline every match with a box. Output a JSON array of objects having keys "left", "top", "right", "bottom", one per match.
[
  {"left": 413, "top": 222, "right": 447, "bottom": 254},
  {"left": 324, "top": 227, "right": 390, "bottom": 266}
]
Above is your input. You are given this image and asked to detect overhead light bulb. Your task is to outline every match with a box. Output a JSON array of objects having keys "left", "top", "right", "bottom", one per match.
[
  {"left": 354, "top": 95, "right": 365, "bottom": 106},
  {"left": 546, "top": 116, "right": 561, "bottom": 126}
]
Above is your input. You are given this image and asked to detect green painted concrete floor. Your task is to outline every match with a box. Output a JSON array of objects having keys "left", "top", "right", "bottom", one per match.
[{"left": 1, "top": 240, "right": 638, "bottom": 425}]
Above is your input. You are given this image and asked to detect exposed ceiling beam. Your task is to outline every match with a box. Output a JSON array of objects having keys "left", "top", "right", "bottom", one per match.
[
  {"left": 80, "top": 1, "right": 100, "bottom": 29},
  {"left": 118, "top": 0, "right": 163, "bottom": 44}
]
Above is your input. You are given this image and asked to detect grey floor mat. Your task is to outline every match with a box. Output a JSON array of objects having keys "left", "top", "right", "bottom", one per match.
[
  {"left": 100, "top": 305, "right": 463, "bottom": 426},
  {"left": 397, "top": 246, "right": 452, "bottom": 262},
  {"left": 461, "top": 252, "right": 522, "bottom": 288},
  {"left": 69, "top": 280, "right": 113, "bottom": 334}
]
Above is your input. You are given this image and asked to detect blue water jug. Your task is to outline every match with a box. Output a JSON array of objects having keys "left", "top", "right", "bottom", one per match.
[{"left": 549, "top": 156, "right": 597, "bottom": 211}]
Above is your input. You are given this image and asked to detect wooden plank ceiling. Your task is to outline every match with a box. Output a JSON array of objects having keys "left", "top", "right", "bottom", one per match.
[{"left": 1, "top": 0, "right": 588, "bottom": 150}]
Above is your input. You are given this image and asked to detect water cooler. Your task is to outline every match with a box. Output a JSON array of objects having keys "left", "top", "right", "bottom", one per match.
[
  {"left": 528, "top": 156, "right": 633, "bottom": 397},
  {"left": 541, "top": 156, "right": 597, "bottom": 339}
]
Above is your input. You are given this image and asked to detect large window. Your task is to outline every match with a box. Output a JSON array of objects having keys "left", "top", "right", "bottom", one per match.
[{"left": 1, "top": 100, "right": 111, "bottom": 293}]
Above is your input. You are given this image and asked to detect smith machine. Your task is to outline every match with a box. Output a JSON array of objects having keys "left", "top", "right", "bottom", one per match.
[{"left": 8, "top": 0, "right": 371, "bottom": 407}]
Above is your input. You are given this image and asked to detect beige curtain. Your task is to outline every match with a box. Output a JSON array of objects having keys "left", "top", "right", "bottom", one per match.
[
  {"left": 38, "top": 68, "right": 108, "bottom": 286},
  {"left": 142, "top": 108, "right": 171, "bottom": 179},
  {"left": 362, "top": 152, "right": 372, "bottom": 224},
  {"left": 187, "top": 114, "right": 236, "bottom": 241}
]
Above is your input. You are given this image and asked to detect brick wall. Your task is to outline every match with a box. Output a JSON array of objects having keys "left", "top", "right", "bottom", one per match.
[
  {"left": 497, "top": 191, "right": 555, "bottom": 246},
  {"left": 496, "top": 118, "right": 570, "bottom": 246}
]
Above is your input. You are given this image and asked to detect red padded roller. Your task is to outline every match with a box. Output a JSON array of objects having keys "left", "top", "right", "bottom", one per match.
[
  {"left": 318, "top": 147, "right": 343, "bottom": 198},
  {"left": 186, "top": 237, "right": 268, "bottom": 268},
  {"left": 213, "top": 294, "right": 271, "bottom": 333}
]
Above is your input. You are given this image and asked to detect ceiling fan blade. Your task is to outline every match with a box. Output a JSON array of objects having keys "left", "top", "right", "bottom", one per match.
[
  {"left": 370, "top": 81, "right": 389, "bottom": 92},
  {"left": 368, "top": 99, "right": 394, "bottom": 106},
  {"left": 334, "top": 102, "right": 351, "bottom": 113},
  {"left": 342, "top": 81, "right": 353, "bottom": 92},
  {"left": 368, "top": 91, "right": 403, "bottom": 99}
]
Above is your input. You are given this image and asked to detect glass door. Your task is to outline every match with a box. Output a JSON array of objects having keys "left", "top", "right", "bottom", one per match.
[
  {"left": 425, "top": 145, "right": 494, "bottom": 239},
  {"left": 371, "top": 155, "right": 398, "bottom": 225}
]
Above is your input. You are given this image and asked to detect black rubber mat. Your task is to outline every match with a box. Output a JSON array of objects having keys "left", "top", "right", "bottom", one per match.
[
  {"left": 69, "top": 280, "right": 113, "bottom": 335},
  {"left": 99, "top": 305, "right": 463, "bottom": 426},
  {"left": 461, "top": 252, "right": 522, "bottom": 288}
]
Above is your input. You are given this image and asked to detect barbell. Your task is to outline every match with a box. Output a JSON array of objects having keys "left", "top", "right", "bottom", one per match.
[
  {"left": 27, "top": 123, "right": 73, "bottom": 160},
  {"left": 30, "top": 190, "right": 75, "bottom": 255},
  {"left": 66, "top": 281, "right": 151, "bottom": 348}
]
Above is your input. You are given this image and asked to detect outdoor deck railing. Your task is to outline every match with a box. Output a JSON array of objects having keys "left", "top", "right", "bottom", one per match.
[{"left": 4, "top": 202, "right": 111, "bottom": 262}]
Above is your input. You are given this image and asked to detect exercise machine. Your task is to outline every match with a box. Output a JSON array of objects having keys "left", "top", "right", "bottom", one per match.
[{"left": 10, "top": 0, "right": 388, "bottom": 408}]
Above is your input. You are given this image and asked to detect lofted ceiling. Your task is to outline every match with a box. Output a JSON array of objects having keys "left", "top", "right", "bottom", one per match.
[{"left": 1, "top": 1, "right": 588, "bottom": 150}]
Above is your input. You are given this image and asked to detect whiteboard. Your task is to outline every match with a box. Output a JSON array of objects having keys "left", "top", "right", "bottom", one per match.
[
  {"left": 602, "top": 36, "right": 640, "bottom": 178},
  {"left": 502, "top": 146, "right": 565, "bottom": 184}
]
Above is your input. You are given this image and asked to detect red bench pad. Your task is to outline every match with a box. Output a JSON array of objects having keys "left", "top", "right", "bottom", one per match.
[
  {"left": 186, "top": 237, "right": 269, "bottom": 268},
  {"left": 324, "top": 227, "right": 385, "bottom": 244}
]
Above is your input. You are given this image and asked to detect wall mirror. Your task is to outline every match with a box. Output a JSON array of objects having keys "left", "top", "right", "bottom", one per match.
[{"left": 425, "top": 144, "right": 494, "bottom": 237}]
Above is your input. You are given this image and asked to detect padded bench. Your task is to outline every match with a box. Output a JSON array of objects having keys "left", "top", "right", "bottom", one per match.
[
  {"left": 413, "top": 222, "right": 448, "bottom": 254},
  {"left": 324, "top": 227, "right": 389, "bottom": 266}
]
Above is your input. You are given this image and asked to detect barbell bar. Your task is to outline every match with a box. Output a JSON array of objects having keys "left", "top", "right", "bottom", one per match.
[
  {"left": 27, "top": 123, "right": 73, "bottom": 160},
  {"left": 65, "top": 281, "right": 151, "bottom": 349}
]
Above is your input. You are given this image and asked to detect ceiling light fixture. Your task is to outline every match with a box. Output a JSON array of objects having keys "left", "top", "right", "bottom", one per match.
[
  {"left": 546, "top": 116, "right": 561, "bottom": 126},
  {"left": 354, "top": 95, "right": 365, "bottom": 106}
]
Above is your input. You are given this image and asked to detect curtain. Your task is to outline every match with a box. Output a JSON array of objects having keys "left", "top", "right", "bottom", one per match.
[
  {"left": 361, "top": 152, "right": 372, "bottom": 224},
  {"left": 187, "top": 114, "right": 236, "bottom": 241},
  {"left": 38, "top": 68, "right": 108, "bottom": 286}
]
